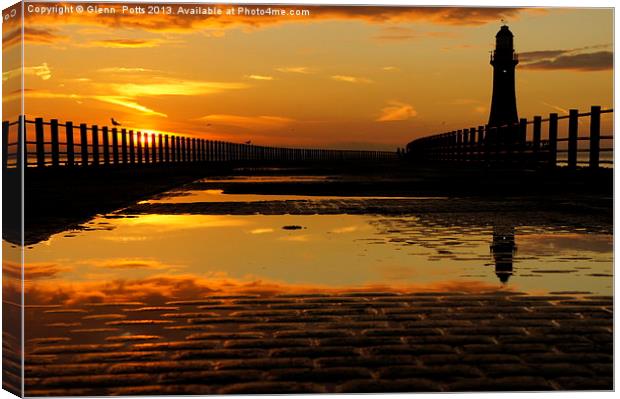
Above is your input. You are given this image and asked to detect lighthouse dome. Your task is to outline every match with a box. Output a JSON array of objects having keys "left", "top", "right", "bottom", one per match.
[{"left": 496, "top": 25, "right": 514, "bottom": 38}]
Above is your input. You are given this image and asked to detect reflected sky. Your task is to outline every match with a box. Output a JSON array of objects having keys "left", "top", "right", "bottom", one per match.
[
  {"left": 19, "top": 209, "right": 612, "bottom": 305},
  {"left": 141, "top": 189, "right": 438, "bottom": 204}
]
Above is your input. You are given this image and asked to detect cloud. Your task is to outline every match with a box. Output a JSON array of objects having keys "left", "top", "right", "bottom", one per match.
[
  {"left": 28, "top": 63, "right": 52, "bottom": 80},
  {"left": 3, "top": 261, "right": 71, "bottom": 281},
  {"left": 22, "top": 7, "right": 526, "bottom": 35},
  {"left": 92, "top": 96, "right": 168, "bottom": 117},
  {"left": 330, "top": 226, "right": 359, "bottom": 234},
  {"left": 373, "top": 26, "right": 455, "bottom": 41},
  {"left": 89, "top": 38, "right": 164, "bottom": 48},
  {"left": 521, "top": 51, "right": 612, "bottom": 72},
  {"left": 249, "top": 228, "right": 275, "bottom": 234},
  {"left": 520, "top": 44, "right": 612, "bottom": 71},
  {"left": 97, "top": 67, "right": 160, "bottom": 74},
  {"left": 198, "top": 114, "right": 295, "bottom": 130},
  {"left": 20, "top": 89, "right": 167, "bottom": 117},
  {"left": 382, "top": 66, "right": 399, "bottom": 72},
  {"left": 88, "top": 258, "right": 180, "bottom": 270},
  {"left": 3, "top": 26, "right": 68, "bottom": 49},
  {"left": 376, "top": 101, "right": 417, "bottom": 122},
  {"left": 247, "top": 75, "right": 274, "bottom": 81},
  {"left": 331, "top": 75, "right": 373, "bottom": 84},
  {"left": 110, "top": 79, "right": 248, "bottom": 97},
  {"left": 17, "top": 272, "right": 509, "bottom": 307},
  {"left": 3, "top": 63, "right": 52, "bottom": 82},
  {"left": 540, "top": 101, "right": 569, "bottom": 115},
  {"left": 276, "top": 66, "right": 314, "bottom": 74}
]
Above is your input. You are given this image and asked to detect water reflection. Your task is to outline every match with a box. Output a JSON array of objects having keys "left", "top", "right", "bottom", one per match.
[
  {"left": 490, "top": 223, "right": 516, "bottom": 284},
  {"left": 18, "top": 210, "right": 613, "bottom": 303}
]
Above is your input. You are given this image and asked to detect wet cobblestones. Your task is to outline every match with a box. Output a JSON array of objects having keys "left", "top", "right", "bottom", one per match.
[{"left": 19, "top": 292, "right": 613, "bottom": 395}]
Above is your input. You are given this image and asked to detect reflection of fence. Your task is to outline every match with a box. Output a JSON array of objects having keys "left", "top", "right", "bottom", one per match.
[
  {"left": 2, "top": 116, "right": 397, "bottom": 169},
  {"left": 406, "top": 106, "right": 613, "bottom": 169}
]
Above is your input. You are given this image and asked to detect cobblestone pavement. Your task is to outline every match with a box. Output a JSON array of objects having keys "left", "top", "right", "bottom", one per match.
[{"left": 14, "top": 291, "right": 613, "bottom": 395}]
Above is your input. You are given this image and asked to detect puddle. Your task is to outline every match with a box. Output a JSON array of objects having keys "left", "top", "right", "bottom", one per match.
[
  {"left": 140, "top": 189, "right": 438, "bottom": 204},
  {"left": 18, "top": 212, "right": 612, "bottom": 303}
]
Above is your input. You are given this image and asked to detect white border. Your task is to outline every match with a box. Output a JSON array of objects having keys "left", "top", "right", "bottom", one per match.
[{"left": 0, "top": 1, "right": 616, "bottom": 399}]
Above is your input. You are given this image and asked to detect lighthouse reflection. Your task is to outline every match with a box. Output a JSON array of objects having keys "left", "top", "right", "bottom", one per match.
[{"left": 490, "top": 223, "right": 517, "bottom": 283}]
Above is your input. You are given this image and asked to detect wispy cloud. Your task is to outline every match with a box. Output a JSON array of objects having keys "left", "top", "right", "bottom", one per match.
[
  {"left": 373, "top": 26, "right": 455, "bottom": 41},
  {"left": 97, "top": 67, "right": 160, "bottom": 74},
  {"left": 4, "top": 261, "right": 71, "bottom": 280},
  {"left": 20, "top": 89, "right": 166, "bottom": 117},
  {"left": 376, "top": 101, "right": 417, "bottom": 122},
  {"left": 331, "top": 75, "right": 373, "bottom": 84},
  {"left": 520, "top": 44, "right": 612, "bottom": 71},
  {"left": 87, "top": 258, "right": 183, "bottom": 271},
  {"left": 3, "top": 63, "right": 52, "bottom": 82},
  {"left": 249, "top": 228, "right": 275, "bottom": 234},
  {"left": 22, "top": 7, "right": 526, "bottom": 35},
  {"left": 276, "top": 66, "right": 314, "bottom": 74},
  {"left": 3, "top": 26, "right": 68, "bottom": 49},
  {"left": 246, "top": 74, "right": 274, "bottom": 81},
  {"left": 382, "top": 66, "right": 399, "bottom": 72},
  {"left": 109, "top": 79, "right": 249, "bottom": 97},
  {"left": 93, "top": 96, "right": 168, "bottom": 117},
  {"left": 541, "top": 101, "right": 569, "bottom": 115},
  {"left": 89, "top": 38, "right": 167, "bottom": 48}
]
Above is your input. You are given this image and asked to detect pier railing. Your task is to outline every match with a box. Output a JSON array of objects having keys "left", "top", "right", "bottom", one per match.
[
  {"left": 2, "top": 116, "right": 397, "bottom": 169},
  {"left": 405, "top": 106, "right": 613, "bottom": 169}
]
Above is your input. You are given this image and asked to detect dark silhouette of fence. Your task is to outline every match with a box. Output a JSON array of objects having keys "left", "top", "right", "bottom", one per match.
[
  {"left": 406, "top": 106, "right": 613, "bottom": 169},
  {"left": 2, "top": 116, "right": 397, "bottom": 169}
]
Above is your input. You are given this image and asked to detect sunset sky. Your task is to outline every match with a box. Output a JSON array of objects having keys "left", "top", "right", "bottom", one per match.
[{"left": 2, "top": 3, "right": 614, "bottom": 149}]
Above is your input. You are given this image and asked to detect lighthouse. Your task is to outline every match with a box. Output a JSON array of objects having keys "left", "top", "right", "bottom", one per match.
[{"left": 488, "top": 25, "right": 519, "bottom": 127}]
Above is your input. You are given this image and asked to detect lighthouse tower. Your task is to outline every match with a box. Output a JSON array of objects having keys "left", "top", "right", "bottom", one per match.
[{"left": 488, "top": 25, "right": 519, "bottom": 127}]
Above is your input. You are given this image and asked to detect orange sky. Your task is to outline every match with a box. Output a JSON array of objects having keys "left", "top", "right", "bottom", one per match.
[{"left": 2, "top": 2, "right": 614, "bottom": 149}]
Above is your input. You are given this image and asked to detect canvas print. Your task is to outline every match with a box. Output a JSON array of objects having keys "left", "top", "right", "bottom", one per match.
[{"left": 1, "top": 1, "right": 614, "bottom": 396}]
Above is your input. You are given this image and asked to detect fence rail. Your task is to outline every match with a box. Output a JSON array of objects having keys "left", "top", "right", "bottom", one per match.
[
  {"left": 2, "top": 116, "right": 397, "bottom": 169},
  {"left": 405, "top": 106, "right": 613, "bottom": 169}
]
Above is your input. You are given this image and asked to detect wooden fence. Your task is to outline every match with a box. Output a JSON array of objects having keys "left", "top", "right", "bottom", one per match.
[
  {"left": 2, "top": 116, "right": 397, "bottom": 169},
  {"left": 406, "top": 106, "right": 613, "bottom": 169}
]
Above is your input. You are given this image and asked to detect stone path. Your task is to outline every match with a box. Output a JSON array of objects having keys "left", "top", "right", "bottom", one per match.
[{"left": 20, "top": 291, "right": 613, "bottom": 395}]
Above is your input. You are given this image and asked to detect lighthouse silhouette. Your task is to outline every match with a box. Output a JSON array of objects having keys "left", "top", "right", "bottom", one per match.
[{"left": 488, "top": 25, "right": 519, "bottom": 127}]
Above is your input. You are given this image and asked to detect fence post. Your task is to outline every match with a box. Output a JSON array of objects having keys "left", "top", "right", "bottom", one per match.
[
  {"left": 35, "top": 118, "right": 45, "bottom": 168},
  {"left": 2, "top": 121, "right": 8, "bottom": 169},
  {"left": 589, "top": 106, "right": 601, "bottom": 169},
  {"left": 129, "top": 130, "right": 135, "bottom": 164},
  {"left": 518, "top": 118, "right": 527, "bottom": 164},
  {"left": 50, "top": 119, "right": 59, "bottom": 167},
  {"left": 477, "top": 126, "right": 484, "bottom": 163},
  {"left": 157, "top": 134, "right": 162, "bottom": 163},
  {"left": 164, "top": 135, "right": 170, "bottom": 162},
  {"left": 548, "top": 113, "right": 558, "bottom": 167},
  {"left": 112, "top": 128, "right": 119, "bottom": 165},
  {"left": 121, "top": 129, "right": 128, "bottom": 164},
  {"left": 532, "top": 116, "right": 541, "bottom": 163},
  {"left": 102, "top": 126, "right": 109, "bottom": 166},
  {"left": 144, "top": 133, "right": 150, "bottom": 164},
  {"left": 136, "top": 132, "right": 143, "bottom": 164},
  {"left": 170, "top": 135, "right": 176, "bottom": 162},
  {"left": 65, "top": 121, "right": 74, "bottom": 166},
  {"left": 80, "top": 123, "right": 89, "bottom": 167},
  {"left": 567, "top": 109, "right": 578, "bottom": 169},
  {"left": 91, "top": 125, "right": 99, "bottom": 166}
]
